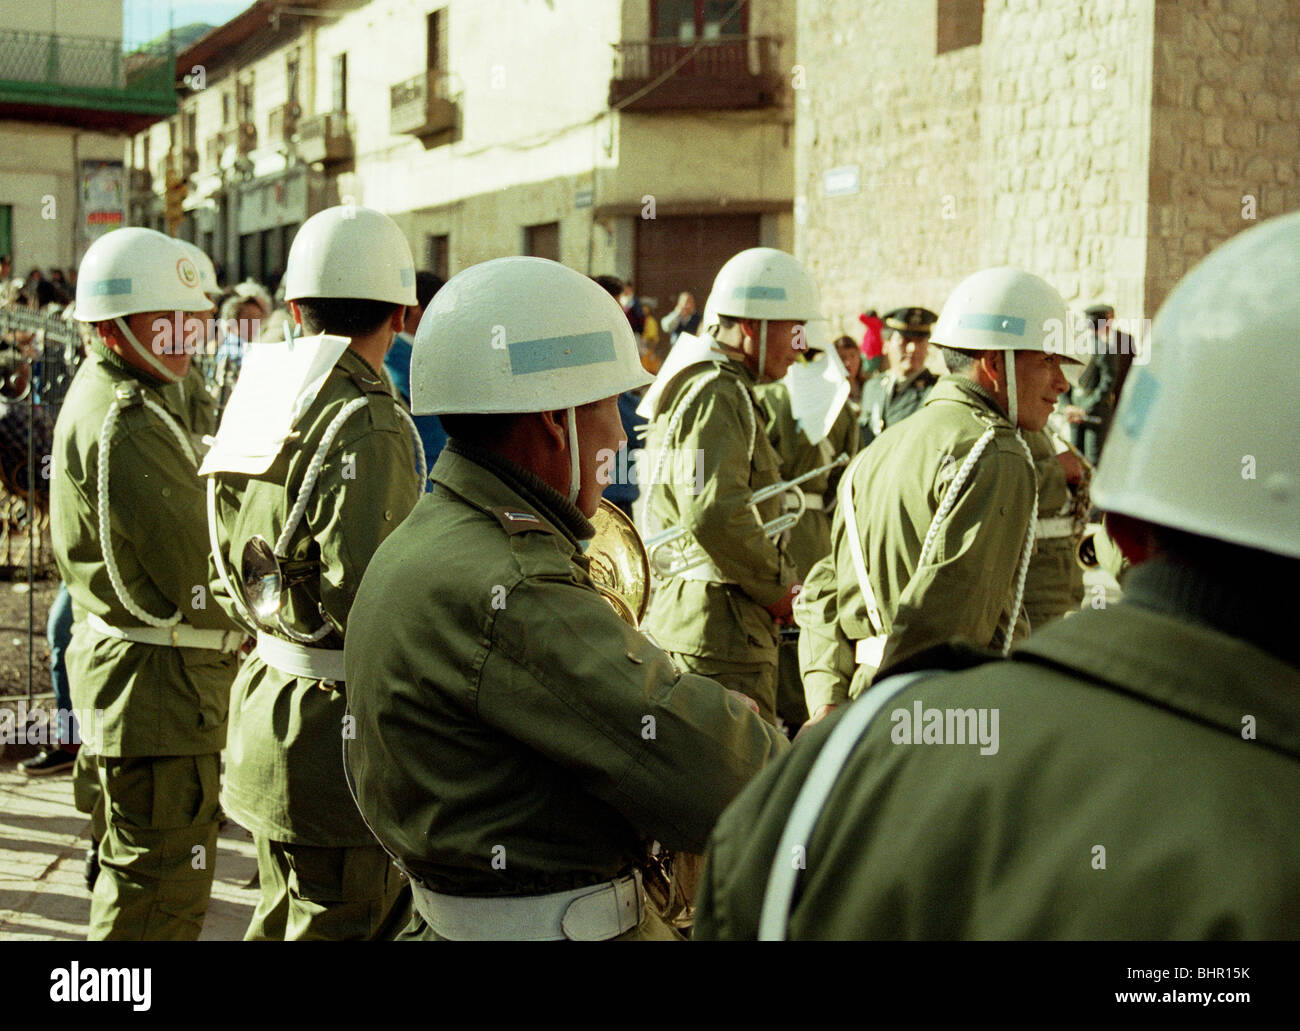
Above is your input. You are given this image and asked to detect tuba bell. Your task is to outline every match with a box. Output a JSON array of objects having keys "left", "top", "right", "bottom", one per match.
[{"left": 583, "top": 499, "right": 651, "bottom": 627}]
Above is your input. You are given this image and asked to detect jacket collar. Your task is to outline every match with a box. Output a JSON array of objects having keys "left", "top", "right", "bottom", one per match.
[
  {"left": 924, "top": 374, "right": 1013, "bottom": 427},
  {"left": 1013, "top": 596, "right": 1300, "bottom": 760},
  {"left": 432, "top": 440, "right": 594, "bottom": 551}
]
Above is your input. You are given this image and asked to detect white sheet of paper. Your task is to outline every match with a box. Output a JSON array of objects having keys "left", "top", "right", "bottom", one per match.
[
  {"left": 786, "top": 330, "right": 850, "bottom": 445},
  {"left": 637, "top": 331, "right": 732, "bottom": 419},
  {"left": 199, "top": 333, "right": 352, "bottom": 476}
]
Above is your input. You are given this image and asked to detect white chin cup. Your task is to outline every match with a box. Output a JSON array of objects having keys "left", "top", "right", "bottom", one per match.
[
  {"left": 113, "top": 316, "right": 181, "bottom": 383},
  {"left": 566, "top": 405, "right": 581, "bottom": 506}
]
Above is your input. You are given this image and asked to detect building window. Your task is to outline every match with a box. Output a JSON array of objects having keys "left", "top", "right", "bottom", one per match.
[
  {"left": 524, "top": 222, "right": 559, "bottom": 262},
  {"left": 222, "top": 90, "right": 231, "bottom": 126},
  {"left": 238, "top": 77, "right": 255, "bottom": 124},
  {"left": 332, "top": 53, "right": 348, "bottom": 113},
  {"left": 425, "top": 233, "right": 449, "bottom": 279},
  {"left": 427, "top": 8, "right": 448, "bottom": 71},
  {"left": 287, "top": 52, "right": 300, "bottom": 105},
  {"left": 937, "top": 0, "right": 983, "bottom": 54},
  {"left": 653, "top": 1, "right": 746, "bottom": 41}
]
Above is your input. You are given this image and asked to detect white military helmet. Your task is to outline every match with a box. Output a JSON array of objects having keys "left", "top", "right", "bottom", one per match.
[
  {"left": 75, "top": 226, "right": 211, "bottom": 383},
  {"left": 412, "top": 256, "right": 651, "bottom": 505},
  {"left": 1093, "top": 211, "right": 1300, "bottom": 559},
  {"left": 175, "top": 239, "right": 218, "bottom": 298},
  {"left": 932, "top": 266, "right": 1080, "bottom": 425},
  {"left": 702, "top": 247, "right": 822, "bottom": 382},
  {"left": 283, "top": 204, "right": 416, "bottom": 306}
]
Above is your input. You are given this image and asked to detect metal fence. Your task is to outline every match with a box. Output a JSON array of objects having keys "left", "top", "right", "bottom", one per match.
[{"left": 0, "top": 308, "right": 81, "bottom": 702}]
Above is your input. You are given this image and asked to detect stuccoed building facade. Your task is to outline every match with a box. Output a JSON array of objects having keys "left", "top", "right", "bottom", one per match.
[
  {"left": 134, "top": 0, "right": 797, "bottom": 307},
  {"left": 796, "top": 0, "right": 1300, "bottom": 338}
]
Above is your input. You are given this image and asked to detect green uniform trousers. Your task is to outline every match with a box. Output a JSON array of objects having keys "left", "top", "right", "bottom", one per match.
[
  {"left": 89, "top": 753, "right": 220, "bottom": 941},
  {"left": 666, "top": 652, "right": 778, "bottom": 727},
  {"left": 775, "top": 639, "right": 809, "bottom": 734},
  {"left": 244, "top": 836, "right": 411, "bottom": 941},
  {"left": 72, "top": 747, "right": 106, "bottom": 842}
]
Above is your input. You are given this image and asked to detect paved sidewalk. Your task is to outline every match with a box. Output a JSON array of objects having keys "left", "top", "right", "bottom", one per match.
[{"left": 0, "top": 758, "right": 259, "bottom": 940}]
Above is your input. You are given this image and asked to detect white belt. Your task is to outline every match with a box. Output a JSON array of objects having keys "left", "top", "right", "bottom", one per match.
[
  {"left": 1035, "top": 516, "right": 1075, "bottom": 539},
  {"left": 410, "top": 870, "right": 645, "bottom": 941},
  {"left": 803, "top": 495, "right": 825, "bottom": 512},
  {"left": 86, "top": 612, "right": 242, "bottom": 652},
  {"left": 256, "top": 631, "right": 346, "bottom": 682},
  {"left": 854, "top": 636, "right": 887, "bottom": 669}
]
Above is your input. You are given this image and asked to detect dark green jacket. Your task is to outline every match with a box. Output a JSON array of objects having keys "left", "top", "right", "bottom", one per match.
[
  {"left": 344, "top": 442, "right": 788, "bottom": 896},
  {"left": 696, "top": 560, "right": 1300, "bottom": 939},
  {"left": 51, "top": 350, "right": 238, "bottom": 756},
  {"left": 1022, "top": 429, "right": 1085, "bottom": 631},
  {"left": 209, "top": 347, "right": 420, "bottom": 845},
  {"left": 797, "top": 376, "right": 1036, "bottom": 710},
  {"left": 858, "top": 368, "right": 939, "bottom": 447}
]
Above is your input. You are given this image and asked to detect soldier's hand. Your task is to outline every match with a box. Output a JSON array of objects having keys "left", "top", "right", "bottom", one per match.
[
  {"left": 725, "top": 689, "right": 760, "bottom": 716},
  {"left": 1055, "top": 450, "right": 1085, "bottom": 485},
  {"left": 766, "top": 583, "right": 801, "bottom": 626},
  {"left": 1063, "top": 404, "right": 1087, "bottom": 424},
  {"left": 794, "top": 704, "right": 839, "bottom": 742}
]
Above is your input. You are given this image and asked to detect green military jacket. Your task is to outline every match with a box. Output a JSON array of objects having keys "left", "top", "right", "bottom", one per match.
[
  {"left": 695, "top": 559, "right": 1300, "bottom": 939},
  {"left": 1022, "top": 429, "right": 1085, "bottom": 630},
  {"left": 858, "top": 368, "right": 939, "bottom": 447},
  {"left": 51, "top": 347, "right": 239, "bottom": 756},
  {"left": 208, "top": 347, "right": 420, "bottom": 845},
  {"left": 797, "top": 376, "right": 1036, "bottom": 711},
  {"left": 754, "top": 382, "right": 859, "bottom": 580},
  {"left": 641, "top": 359, "right": 797, "bottom": 663},
  {"left": 344, "top": 441, "right": 788, "bottom": 899}
]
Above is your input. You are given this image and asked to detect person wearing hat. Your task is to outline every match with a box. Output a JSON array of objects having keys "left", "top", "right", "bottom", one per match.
[
  {"left": 342, "top": 257, "right": 788, "bottom": 940},
  {"left": 858, "top": 306, "right": 940, "bottom": 447},
  {"left": 754, "top": 320, "right": 859, "bottom": 733},
  {"left": 1064, "top": 303, "right": 1135, "bottom": 464},
  {"left": 637, "top": 247, "right": 815, "bottom": 725},
  {"left": 50, "top": 227, "right": 243, "bottom": 939},
  {"left": 695, "top": 213, "right": 1300, "bottom": 939},
  {"left": 794, "top": 269, "right": 1082, "bottom": 732},
  {"left": 202, "top": 205, "right": 425, "bottom": 940}
]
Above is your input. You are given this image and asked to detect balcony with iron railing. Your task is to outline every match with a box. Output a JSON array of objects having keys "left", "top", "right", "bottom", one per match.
[
  {"left": 298, "top": 111, "right": 354, "bottom": 165},
  {"left": 390, "top": 70, "right": 458, "bottom": 139},
  {"left": 0, "top": 28, "right": 177, "bottom": 132},
  {"left": 608, "top": 35, "right": 783, "bottom": 111}
]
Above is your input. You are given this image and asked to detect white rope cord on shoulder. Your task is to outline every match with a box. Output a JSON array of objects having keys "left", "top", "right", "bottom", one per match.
[
  {"left": 914, "top": 424, "right": 1038, "bottom": 656},
  {"left": 395, "top": 405, "right": 429, "bottom": 491},
  {"left": 271, "top": 395, "right": 370, "bottom": 643},
  {"left": 649, "top": 364, "right": 758, "bottom": 504},
  {"left": 96, "top": 395, "right": 197, "bottom": 627},
  {"left": 206, "top": 475, "right": 256, "bottom": 629}
]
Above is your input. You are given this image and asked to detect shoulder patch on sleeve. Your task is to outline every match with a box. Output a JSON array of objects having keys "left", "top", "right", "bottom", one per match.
[{"left": 491, "top": 506, "right": 552, "bottom": 535}]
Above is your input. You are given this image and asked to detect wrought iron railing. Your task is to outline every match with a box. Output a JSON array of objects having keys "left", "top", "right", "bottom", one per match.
[
  {"left": 611, "top": 35, "right": 780, "bottom": 81},
  {"left": 0, "top": 28, "right": 172, "bottom": 97}
]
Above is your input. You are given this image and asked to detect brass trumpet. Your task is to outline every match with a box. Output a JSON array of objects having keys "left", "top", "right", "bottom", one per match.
[{"left": 642, "top": 453, "right": 850, "bottom": 580}]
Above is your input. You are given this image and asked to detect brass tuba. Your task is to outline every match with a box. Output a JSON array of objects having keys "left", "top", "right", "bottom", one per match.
[{"left": 584, "top": 499, "right": 651, "bottom": 627}]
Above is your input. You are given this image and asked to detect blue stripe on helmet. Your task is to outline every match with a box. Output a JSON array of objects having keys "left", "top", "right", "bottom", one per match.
[
  {"left": 509, "top": 330, "right": 617, "bottom": 375},
  {"left": 400, "top": 268, "right": 415, "bottom": 287},
  {"left": 85, "top": 277, "right": 132, "bottom": 297},
  {"left": 733, "top": 285, "right": 788, "bottom": 300},
  {"left": 958, "top": 313, "right": 1026, "bottom": 336}
]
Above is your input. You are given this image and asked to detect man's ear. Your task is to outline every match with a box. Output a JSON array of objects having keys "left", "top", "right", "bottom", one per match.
[
  {"left": 288, "top": 299, "right": 304, "bottom": 328},
  {"left": 1104, "top": 512, "right": 1155, "bottom": 567},
  {"left": 975, "top": 350, "right": 1001, "bottom": 385},
  {"left": 390, "top": 305, "right": 407, "bottom": 333},
  {"left": 538, "top": 409, "right": 568, "bottom": 449},
  {"left": 738, "top": 318, "right": 761, "bottom": 342}
]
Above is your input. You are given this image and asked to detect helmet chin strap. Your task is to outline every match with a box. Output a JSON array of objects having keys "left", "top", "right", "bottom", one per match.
[
  {"left": 565, "top": 405, "right": 581, "bottom": 506},
  {"left": 1005, "top": 351, "right": 1019, "bottom": 428},
  {"left": 113, "top": 316, "right": 182, "bottom": 383},
  {"left": 758, "top": 319, "right": 769, "bottom": 381}
]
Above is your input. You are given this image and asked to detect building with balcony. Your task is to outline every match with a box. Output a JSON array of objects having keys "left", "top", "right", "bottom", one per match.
[
  {"left": 136, "top": 0, "right": 796, "bottom": 309},
  {"left": 0, "top": 0, "right": 176, "bottom": 272}
]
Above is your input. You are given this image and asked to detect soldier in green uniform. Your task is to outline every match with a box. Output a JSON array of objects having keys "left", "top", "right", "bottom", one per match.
[
  {"left": 637, "top": 248, "right": 818, "bottom": 725},
  {"left": 858, "top": 306, "right": 939, "bottom": 447},
  {"left": 796, "top": 268, "right": 1078, "bottom": 730},
  {"left": 754, "top": 321, "right": 858, "bottom": 732},
  {"left": 203, "top": 206, "right": 424, "bottom": 940},
  {"left": 343, "top": 257, "right": 788, "bottom": 940},
  {"left": 694, "top": 213, "right": 1300, "bottom": 939},
  {"left": 52, "top": 227, "right": 243, "bottom": 940},
  {"left": 1022, "top": 426, "right": 1087, "bottom": 630}
]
